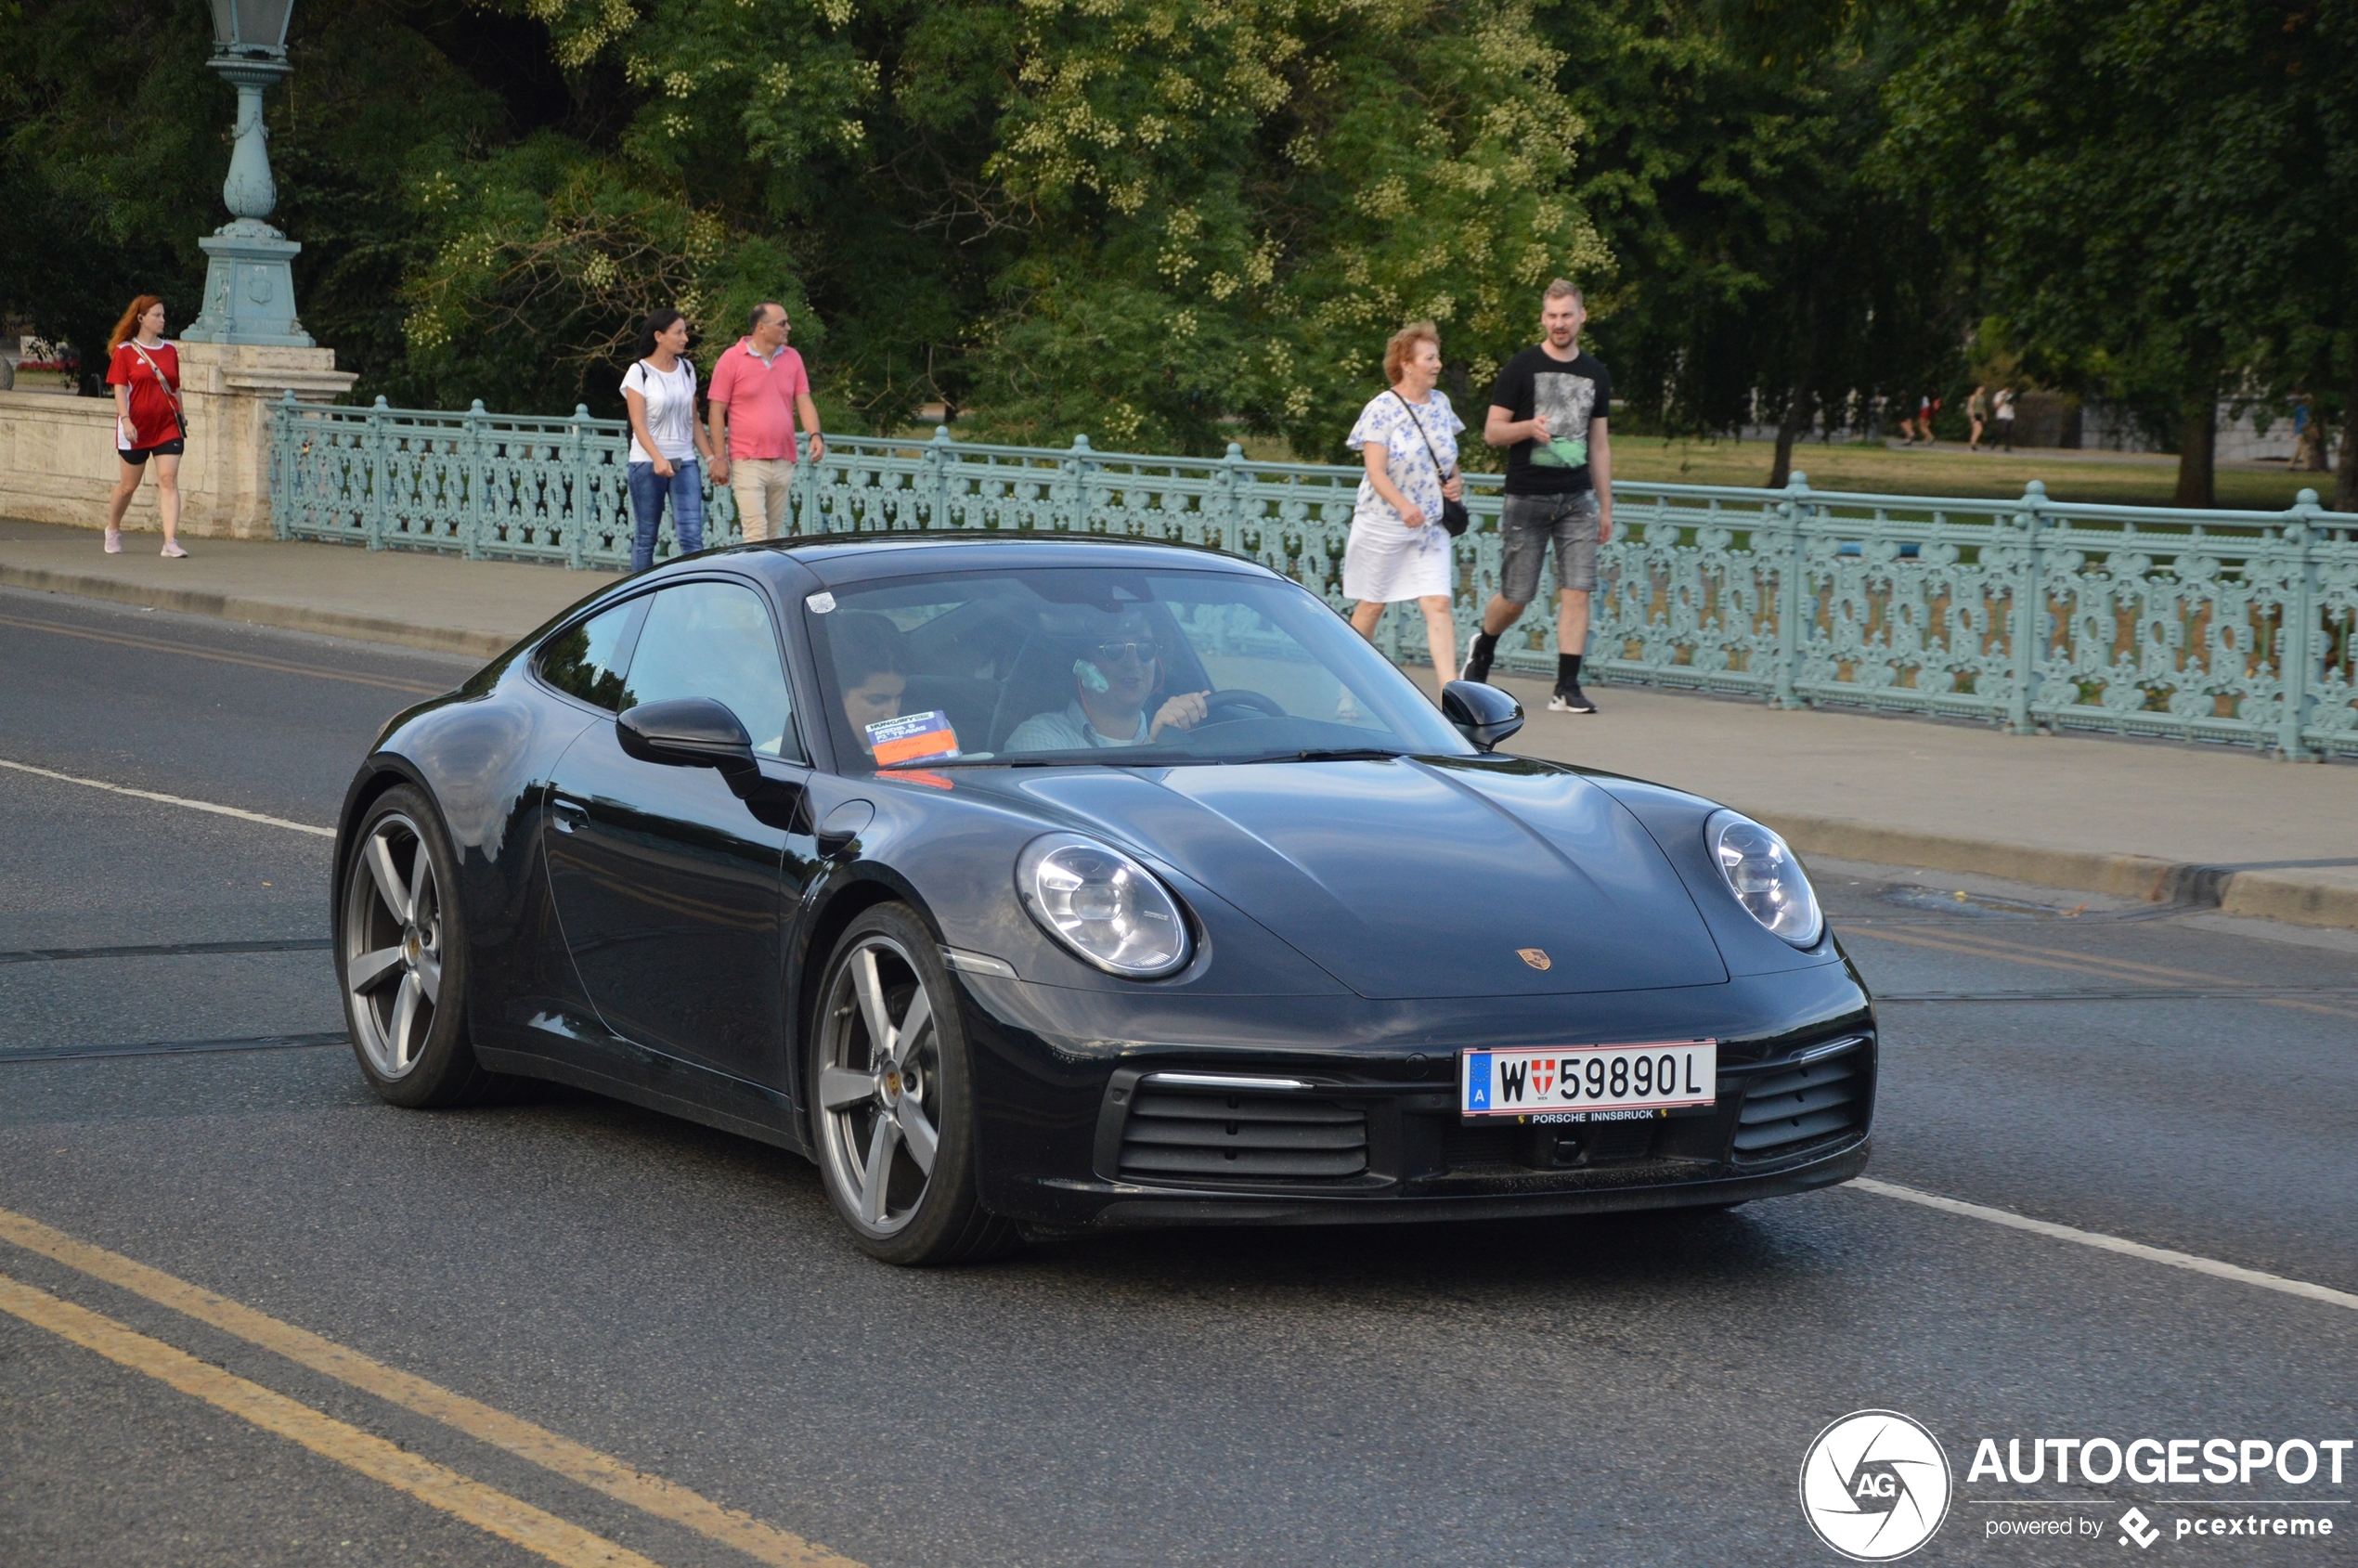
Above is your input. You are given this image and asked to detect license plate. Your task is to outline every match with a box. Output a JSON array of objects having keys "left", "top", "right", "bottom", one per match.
[{"left": 1458, "top": 1040, "right": 1717, "bottom": 1121}]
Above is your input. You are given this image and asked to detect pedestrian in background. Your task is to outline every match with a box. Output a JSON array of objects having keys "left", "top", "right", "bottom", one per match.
[
  {"left": 2291, "top": 391, "right": 2326, "bottom": 472},
  {"left": 1991, "top": 387, "right": 2016, "bottom": 451},
  {"left": 622, "top": 308, "right": 719, "bottom": 574},
  {"left": 1967, "top": 384, "right": 1989, "bottom": 451},
  {"left": 102, "top": 294, "right": 188, "bottom": 557},
  {"left": 1343, "top": 320, "right": 1464, "bottom": 684},
  {"left": 708, "top": 302, "right": 826, "bottom": 544},
  {"left": 1463, "top": 280, "right": 1613, "bottom": 713}
]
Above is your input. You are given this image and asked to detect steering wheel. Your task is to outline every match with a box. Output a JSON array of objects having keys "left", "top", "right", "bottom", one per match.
[{"left": 1199, "top": 689, "right": 1286, "bottom": 721}]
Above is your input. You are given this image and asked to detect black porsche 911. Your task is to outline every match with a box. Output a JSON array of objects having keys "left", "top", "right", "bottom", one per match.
[{"left": 334, "top": 533, "right": 1873, "bottom": 1263}]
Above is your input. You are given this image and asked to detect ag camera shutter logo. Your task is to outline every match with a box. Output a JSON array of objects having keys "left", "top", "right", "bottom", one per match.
[{"left": 1799, "top": 1409, "right": 1953, "bottom": 1561}]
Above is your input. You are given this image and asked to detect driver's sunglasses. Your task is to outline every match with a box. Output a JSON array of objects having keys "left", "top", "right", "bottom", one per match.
[{"left": 1091, "top": 641, "right": 1160, "bottom": 665}]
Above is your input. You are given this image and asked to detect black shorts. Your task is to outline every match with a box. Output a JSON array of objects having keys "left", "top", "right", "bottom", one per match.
[{"left": 121, "top": 438, "right": 185, "bottom": 466}]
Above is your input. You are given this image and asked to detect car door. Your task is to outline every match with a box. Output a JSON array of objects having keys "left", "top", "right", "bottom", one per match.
[{"left": 543, "top": 576, "right": 817, "bottom": 1083}]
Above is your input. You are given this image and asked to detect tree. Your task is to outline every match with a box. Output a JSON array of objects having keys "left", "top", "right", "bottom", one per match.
[
  {"left": 1886, "top": 0, "right": 2354, "bottom": 507},
  {"left": 1543, "top": 0, "right": 1960, "bottom": 485}
]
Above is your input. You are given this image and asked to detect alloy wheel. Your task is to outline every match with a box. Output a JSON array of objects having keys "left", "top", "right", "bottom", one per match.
[
  {"left": 343, "top": 812, "right": 444, "bottom": 1080},
  {"left": 815, "top": 934, "right": 943, "bottom": 1237}
]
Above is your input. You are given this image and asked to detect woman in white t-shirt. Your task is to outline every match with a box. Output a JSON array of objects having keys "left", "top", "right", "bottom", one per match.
[
  {"left": 1343, "top": 321, "right": 1465, "bottom": 682},
  {"left": 622, "top": 308, "right": 719, "bottom": 573}
]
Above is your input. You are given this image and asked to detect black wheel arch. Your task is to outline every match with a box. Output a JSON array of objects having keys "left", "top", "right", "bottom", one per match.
[
  {"left": 787, "top": 863, "right": 951, "bottom": 1141},
  {"left": 331, "top": 755, "right": 440, "bottom": 934}
]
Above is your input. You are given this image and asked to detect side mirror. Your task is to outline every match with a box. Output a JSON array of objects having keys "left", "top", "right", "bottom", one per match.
[
  {"left": 1441, "top": 680, "right": 1524, "bottom": 752},
  {"left": 618, "top": 698, "right": 759, "bottom": 794}
]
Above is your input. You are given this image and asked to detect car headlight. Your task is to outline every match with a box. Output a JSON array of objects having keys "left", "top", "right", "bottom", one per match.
[
  {"left": 1016, "top": 833, "right": 1193, "bottom": 978},
  {"left": 1706, "top": 810, "right": 1823, "bottom": 946}
]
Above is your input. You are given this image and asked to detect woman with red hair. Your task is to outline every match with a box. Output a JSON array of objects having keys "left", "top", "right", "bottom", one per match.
[{"left": 102, "top": 295, "right": 188, "bottom": 557}]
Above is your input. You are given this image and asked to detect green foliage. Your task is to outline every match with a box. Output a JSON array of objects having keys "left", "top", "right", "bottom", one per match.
[
  {"left": 1553, "top": 0, "right": 1959, "bottom": 474},
  {"left": 1885, "top": 0, "right": 2357, "bottom": 500},
  {"left": 1, "top": 0, "right": 2348, "bottom": 511}
]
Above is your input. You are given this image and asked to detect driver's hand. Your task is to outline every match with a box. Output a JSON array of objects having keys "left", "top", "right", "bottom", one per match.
[{"left": 1148, "top": 691, "right": 1210, "bottom": 742}]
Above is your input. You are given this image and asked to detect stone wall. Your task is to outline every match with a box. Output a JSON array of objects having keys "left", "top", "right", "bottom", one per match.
[{"left": 0, "top": 343, "right": 352, "bottom": 537}]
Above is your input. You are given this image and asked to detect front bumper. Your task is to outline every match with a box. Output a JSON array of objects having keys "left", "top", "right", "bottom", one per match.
[{"left": 957, "top": 967, "right": 1878, "bottom": 1231}]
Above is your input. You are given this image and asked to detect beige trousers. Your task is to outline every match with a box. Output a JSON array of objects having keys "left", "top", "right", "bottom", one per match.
[{"left": 729, "top": 458, "right": 795, "bottom": 542}]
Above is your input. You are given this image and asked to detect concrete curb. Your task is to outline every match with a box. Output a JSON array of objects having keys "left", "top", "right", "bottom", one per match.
[
  {"left": 0, "top": 563, "right": 516, "bottom": 659},
  {"left": 1761, "top": 811, "right": 2358, "bottom": 935}
]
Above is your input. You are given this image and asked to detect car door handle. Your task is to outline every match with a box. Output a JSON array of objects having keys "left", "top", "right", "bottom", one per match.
[{"left": 551, "top": 797, "right": 589, "bottom": 833}]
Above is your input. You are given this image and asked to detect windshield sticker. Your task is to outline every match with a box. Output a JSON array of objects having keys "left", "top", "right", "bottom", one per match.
[
  {"left": 806, "top": 591, "right": 836, "bottom": 614},
  {"left": 868, "top": 710, "right": 960, "bottom": 767}
]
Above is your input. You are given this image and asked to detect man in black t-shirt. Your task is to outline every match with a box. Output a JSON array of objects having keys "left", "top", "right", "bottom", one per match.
[{"left": 1463, "top": 279, "right": 1613, "bottom": 713}]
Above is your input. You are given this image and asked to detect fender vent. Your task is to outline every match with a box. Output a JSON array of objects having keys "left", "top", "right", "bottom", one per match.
[
  {"left": 1119, "top": 1088, "right": 1367, "bottom": 1182},
  {"left": 1732, "top": 1049, "right": 1864, "bottom": 1162}
]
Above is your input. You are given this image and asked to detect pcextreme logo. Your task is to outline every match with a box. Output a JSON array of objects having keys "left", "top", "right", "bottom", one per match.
[{"left": 1800, "top": 1409, "right": 1955, "bottom": 1562}]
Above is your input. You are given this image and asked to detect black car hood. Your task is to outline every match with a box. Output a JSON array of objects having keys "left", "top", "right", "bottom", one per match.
[{"left": 996, "top": 759, "right": 1729, "bottom": 1001}]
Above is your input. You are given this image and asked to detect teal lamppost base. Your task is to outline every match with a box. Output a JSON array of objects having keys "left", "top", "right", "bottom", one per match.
[
  {"left": 182, "top": 217, "right": 313, "bottom": 347},
  {"left": 181, "top": 55, "right": 314, "bottom": 348}
]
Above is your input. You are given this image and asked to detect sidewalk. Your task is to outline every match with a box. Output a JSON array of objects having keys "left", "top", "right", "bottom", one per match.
[
  {"left": 1472, "top": 673, "right": 2358, "bottom": 932},
  {"left": 7, "top": 517, "right": 2355, "bottom": 931},
  {"left": 0, "top": 519, "right": 610, "bottom": 657}
]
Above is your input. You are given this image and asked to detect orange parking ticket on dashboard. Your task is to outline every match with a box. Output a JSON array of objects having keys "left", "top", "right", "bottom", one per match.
[{"left": 869, "top": 710, "right": 961, "bottom": 767}]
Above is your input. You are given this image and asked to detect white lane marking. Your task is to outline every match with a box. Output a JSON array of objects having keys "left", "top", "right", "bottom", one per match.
[
  {"left": 0, "top": 758, "right": 335, "bottom": 839},
  {"left": 1853, "top": 1177, "right": 2358, "bottom": 1312}
]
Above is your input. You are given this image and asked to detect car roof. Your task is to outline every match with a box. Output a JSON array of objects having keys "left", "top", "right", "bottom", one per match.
[{"left": 701, "top": 531, "right": 1282, "bottom": 589}]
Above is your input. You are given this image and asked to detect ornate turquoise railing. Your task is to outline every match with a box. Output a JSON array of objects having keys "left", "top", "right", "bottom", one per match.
[{"left": 269, "top": 394, "right": 2358, "bottom": 758}]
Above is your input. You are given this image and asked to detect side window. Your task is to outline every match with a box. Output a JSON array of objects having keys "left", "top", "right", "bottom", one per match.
[
  {"left": 627, "top": 580, "right": 798, "bottom": 758},
  {"left": 537, "top": 598, "right": 645, "bottom": 713}
]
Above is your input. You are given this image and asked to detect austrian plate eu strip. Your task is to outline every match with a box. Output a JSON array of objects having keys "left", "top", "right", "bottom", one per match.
[{"left": 1460, "top": 1040, "right": 1717, "bottom": 1121}]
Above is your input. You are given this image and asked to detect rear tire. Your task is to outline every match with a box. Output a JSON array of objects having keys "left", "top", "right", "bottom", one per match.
[
  {"left": 337, "top": 784, "right": 504, "bottom": 1108},
  {"left": 809, "top": 905, "right": 1017, "bottom": 1265}
]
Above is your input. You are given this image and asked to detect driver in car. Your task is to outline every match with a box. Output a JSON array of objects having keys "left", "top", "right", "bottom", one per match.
[{"left": 1004, "top": 613, "right": 1210, "bottom": 751}]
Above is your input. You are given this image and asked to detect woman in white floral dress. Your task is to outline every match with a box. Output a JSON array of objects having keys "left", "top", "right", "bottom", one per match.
[{"left": 1344, "top": 321, "right": 1466, "bottom": 682}]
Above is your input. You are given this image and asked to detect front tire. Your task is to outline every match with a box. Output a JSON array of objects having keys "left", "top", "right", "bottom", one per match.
[
  {"left": 337, "top": 784, "right": 501, "bottom": 1108},
  {"left": 809, "top": 906, "right": 1015, "bottom": 1265}
]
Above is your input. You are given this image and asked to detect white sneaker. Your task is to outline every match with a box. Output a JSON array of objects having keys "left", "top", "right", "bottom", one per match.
[
  {"left": 1546, "top": 685, "right": 1598, "bottom": 714},
  {"left": 104, "top": 529, "right": 123, "bottom": 554},
  {"left": 160, "top": 541, "right": 188, "bottom": 559}
]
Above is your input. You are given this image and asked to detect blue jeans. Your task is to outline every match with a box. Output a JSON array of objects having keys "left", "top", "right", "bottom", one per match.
[{"left": 627, "top": 460, "right": 705, "bottom": 573}]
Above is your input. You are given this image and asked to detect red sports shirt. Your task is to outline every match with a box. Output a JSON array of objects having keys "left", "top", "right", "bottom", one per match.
[{"left": 107, "top": 341, "right": 183, "bottom": 450}]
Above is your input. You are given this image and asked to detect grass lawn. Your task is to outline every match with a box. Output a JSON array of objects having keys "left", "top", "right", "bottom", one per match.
[
  {"left": 1236, "top": 429, "right": 2329, "bottom": 510},
  {"left": 1602, "top": 435, "right": 2330, "bottom": 511}
]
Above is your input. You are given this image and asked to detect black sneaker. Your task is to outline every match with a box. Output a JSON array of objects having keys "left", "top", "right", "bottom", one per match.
[
  {"left": 1546, "top": 684, "right": 1598, "bottom": 714},
  {"left": 1463, "top": 629, "right": 1496, "bottom": 685}
]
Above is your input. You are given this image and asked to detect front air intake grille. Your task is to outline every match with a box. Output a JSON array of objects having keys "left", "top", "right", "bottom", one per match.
[
  {"left": 1119, "top": 1087, "right": 1368, "bottom": 1182},
  {"left": 1731, "top": 1046, "right": 1866, "bottom": 1162}
]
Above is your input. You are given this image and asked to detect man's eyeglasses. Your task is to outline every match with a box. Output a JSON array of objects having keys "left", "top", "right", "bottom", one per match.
[{"left": 1090, "top": 641, "right": 1160, "bottom": 665}]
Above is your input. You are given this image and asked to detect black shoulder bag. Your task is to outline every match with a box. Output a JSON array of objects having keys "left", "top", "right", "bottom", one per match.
[{"left": 1390, "top": 391, "right": 1469, "bottom": 537}]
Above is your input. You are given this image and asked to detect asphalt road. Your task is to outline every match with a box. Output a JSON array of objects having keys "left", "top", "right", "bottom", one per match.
[{"left": 1, "top": 582, "right": 2353, "bottom": 1568}]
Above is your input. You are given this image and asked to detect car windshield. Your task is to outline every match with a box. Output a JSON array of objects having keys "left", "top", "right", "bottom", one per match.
[{"left": 807, "top": 564, "right": 1474, "bottom": 771}]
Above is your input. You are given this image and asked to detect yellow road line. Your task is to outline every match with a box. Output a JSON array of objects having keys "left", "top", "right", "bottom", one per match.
[
  {"left": 0, "top": 1272, "right": 663, "bottom": 1568},
  {"left": 1853, "top": 924, "right": 2248, "bottom": 986},
  {"left": 0, "top": 610, "right": 447, "bottom": 694},
  {"left": 0, "top": 1207, "right": 861, "bottom": 1568},
  {"left": 1850, "top": 926, "right": 2358, "bottom": 1020}
]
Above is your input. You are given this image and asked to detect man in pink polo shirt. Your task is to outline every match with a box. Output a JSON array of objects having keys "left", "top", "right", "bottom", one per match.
[{"left": 708, "top": 302, "right": 826, "bottom": 542}]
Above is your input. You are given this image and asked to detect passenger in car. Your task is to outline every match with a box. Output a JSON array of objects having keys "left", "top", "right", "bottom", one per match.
[
  {"left": 1004, "top": 612, "right": 1209, "bottom": 751},
  {"left": 833, "top": 613, "right": 908, "bottom": 753}
]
